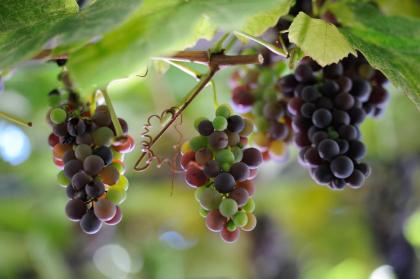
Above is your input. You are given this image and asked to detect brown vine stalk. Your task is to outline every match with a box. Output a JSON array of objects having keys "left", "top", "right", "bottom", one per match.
[{"left": 133, "top": 52, "right": 263, "bottom": 172}]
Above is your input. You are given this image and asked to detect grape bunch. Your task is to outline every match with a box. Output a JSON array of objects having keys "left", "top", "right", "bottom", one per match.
[
  {"left": 230, "top": 61, "right": 292, "bottom": 163},
  {"left": 280, "top": 57, "right": 376, "bottom": 189},
  {"left": 181, "top": 105, "right": 262, "bottom": 243},
  {"left": 47, "top": 88, "right": 134, "bottom": 234}
]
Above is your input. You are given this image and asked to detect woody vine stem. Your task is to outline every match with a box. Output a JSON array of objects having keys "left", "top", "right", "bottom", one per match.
[{"left": 133, "top": 50, "right": 264, "bottom": 171}]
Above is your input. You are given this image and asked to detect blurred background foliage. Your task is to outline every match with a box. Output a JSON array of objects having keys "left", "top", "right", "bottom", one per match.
[{"left": 0, "top": 0, "right": 420, "bottom": 279}]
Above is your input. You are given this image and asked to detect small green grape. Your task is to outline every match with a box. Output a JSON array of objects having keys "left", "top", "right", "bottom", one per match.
[
  {"left": 198, "top": 187, "right": 222, "bottom": 210},
  {"left": 189, "top": 136, "right": 208, "bottom": 151},
  {"left": 114, "top": 175, "right": 129, "bottom": 191},
  {"left": 57, "top": 171, "right": 69, "bottom": 187},
  {"left": 252, "top": 100, "right": 264, "bottom": 115},
  {"left": 231, "top": 146, "right": 243, "bottom": 162},
  {"left": 106, "top": 187, "right": 126, "bottom": 204},
  {"left": 219, "top": 198, "right": 238, "bottom": 217},
  {"left": 222, "top": 162, "right": 231, "bottom": 172},
  {"left": 243, "top": 198, "right": 255, "bottom": 213},
  {"left": 255, "top": 117, "right": 269, "bottom": 131},
  {"left": 226, "top": 219, "right": 237, "bottom": 232},
  {"left": 216, "top": 104, "right": 232, "bottom": 118},
  {"left": 199, "top": 208, "right": 209, "bottom": 218},
  {"left": 212, "top": 116, "right": 228, "bottom": 131},
  {"left": 233, "top": 211, "right": 248, "bottom": 227},
  {"left": 195, "top": 186, "right": 207, "bottom": 202},
  {"left": 92, "top": 127, "right": 114, "bottom": 146},
  {"left": 50, "top": 108, "right": 67, "bottom": 124},
  {"left": 112, "top": 150, "right": 124, "bottom": 161},
  {"left": 215, "top": 149, "right": 234, "bottom": 165}
]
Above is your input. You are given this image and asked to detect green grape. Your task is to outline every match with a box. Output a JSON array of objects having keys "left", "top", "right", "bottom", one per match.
[
  {"left": 252, "top": 100, "right": 264, "bottom": 115},
  {"left": 231, "top": 146, "right": 243, "bottom": 162},
  {"left": 92, "top": 127, "right": 114, "bottom": 146},
  {"left": 48, "top": 95, "right": 61, "bottom": 107},
  {"left": 222, "top": 162, "right": 231, "bottom": 172},
  {"left": 212, "top": 116, "right": 228, "bottom": 131},
  {"left": 194, "top": 186, "right": 207, "bottom": 202},
  {"left": 111, "top": 162, "right": 125, "bottom": 174},
  {"left": 243, "top": 198, "right": 255, "bottom": 213},
  {"left": 112, "top": 149, "right": 124, "bottom": 161},
  {"left": 199, "top": 208, "right": 209, "bottom": 218},
  {"left": 233, "top": 211, "right": 248, "bottom": 227},
  {"left": 215, "top": 149, "right": 234, "bottom": 165},
  {"left": 198, "top": 187, "right": 223, "bottom": 210},
  {"left": 114, "top": 175, "right": 129, "bottom": 191},
  {"left": 57, "top": 170, "right": 70, "bottom": 187},
  {"left": 50, "top": 108, "right": 67, "bottom": 124},
  {"left": 189, "top": 136, "right": 208, "bottom": 151},
  {"left": 215, "top": 104, "right": 232, "bottom": 118},
  {"left": 194, "top": 117, "right": 207, "bottom": 130},
  {"left": 219, "top": 198, "right": 238, "bottom": 217},
  {"left": 75, "top": 144, "right": 92, "bottom": 160},
  {"left": 263, "top": 90, "right": 277, "bottom": 102},
  {"left": 106, "top": 187, "right": 126, "bottom": 204},
  {"left": 227, "top": 219, "right": 237, "bottom": 232},
  {"left": 255, "top": 117, "right": 269, "bottom": 131},
  {"left": 258, "top": 68, "right": 274, "bottom": 85}
]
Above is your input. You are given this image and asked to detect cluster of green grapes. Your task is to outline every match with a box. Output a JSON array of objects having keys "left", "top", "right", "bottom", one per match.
[
  {"left": 180, "top": 105, "right": 262, "bottom": 243},
  {"left": 47, "top": 83, "right": 134, "bottom": 234},
  {"left": 230, "top": 61, "right": 292, "bottom": 163}
]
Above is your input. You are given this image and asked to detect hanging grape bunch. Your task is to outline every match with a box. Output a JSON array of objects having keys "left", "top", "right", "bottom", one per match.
[
  {"left": 180, "top": 105, "right": 262, "bottom": 243},
  {"left": 280, "top": 55, "right": 385, "bottom": 189},
  {"left": 230, "top": 59, "right": 292, "bottom": 163},
  {"left": 47, "top": 71, "right": 135, "bottom": 234}
]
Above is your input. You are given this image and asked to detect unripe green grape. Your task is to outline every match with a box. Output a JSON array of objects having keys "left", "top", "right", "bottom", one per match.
[
  {"left": 243, "top": 198, "right": 255, "bottom": 213},
  {"left": 231, "top": 146, "right": 243, "bottom": 162},
  {"left": 112, "top": 149, "right": 124, "bottom": 161},
  {"left": 48, "top": 95, "right": 61, "bottom": 107},
  {"left": 255, "top": 117, "right": 269, "bottom": 131},
  {"left": 199, "top": 208, "right": 209, "bottom": 218},
  {"left": 226, "top": 219, "right": 237, "bottom": 232},
  {"left": 106, "top": 187, "right": 126, "bottom": 204},
  {"left": 50, "top": 108, "right": 67, "bottom": 124},
  {"left": 222, "top": 162, "right": 231, "bottom": 172},
  {"left": 212, "top": 116, "right": 228, "bottom": 131},
  {"left": 195, "top": 186, "right": 207, "bottom": 202},
  {"left": 111, "top": 162, "right": 125, "bottom": 174},
  {"left": 258, "top": 68, "right": 274, "bottom": 85},
  {"left": 215, "top": 149, "right": 234, "bottom": 165},
  {"left": 198, "top": 187, "right": 223, "bottom": 210},
  {"left": 263, "top": 90, "right": 277, "bottom": 102},
  {"left": 189, "top": 136, "right": 208, "bottom": 151},
  {"left": 194, "top": 117, "right": 207, "bottom": 130},
  {"left": 233, "top": 211, "right": 248, "bottom": 227},
  {"left": 57, "top": 170, "right": 70, "bottom": 187},
  {"left": 75, "top": 144, "right": 92, "bottom": 160},
  {"left": 219, "top": 198, "right": 238, "bottom": 217},
  {"left": 216, "top": 104, "right": 232, "bottom": 118},
  {"left": 114, "top": 175, "right": 129, "bottom": 191},
  {"left": 92, "top": 127, "right": 114, "bottom": 146},
  {"left": 252, "top": 100, "right": 264, "bottom": 115}
]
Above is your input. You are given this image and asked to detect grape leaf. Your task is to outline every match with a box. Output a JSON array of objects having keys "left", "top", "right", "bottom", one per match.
[
  {"left": 329, "top": 2, "right": 420, "bottom": 109},
  {"left": 288, "top": 12, "right": 357, "bottom": 67},
  {"left": 67, "top": 0, "right": 294, "bottom": 93},
  {"left": 0, "top": 0, "right": 142, "bottom": 70},
  {"left": 241, "top": 0, "right": 295, "bottom": 36}
]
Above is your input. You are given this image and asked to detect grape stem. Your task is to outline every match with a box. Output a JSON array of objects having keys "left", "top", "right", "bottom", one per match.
[
  {"left": 0, "top": 111, "right": 32, "bottom": 128},
  {"left": 99, "top": 89, "right": 124, "bottom": 138},
  {"left": 133, "top": 52, "right": 264, "bottom": 171}
]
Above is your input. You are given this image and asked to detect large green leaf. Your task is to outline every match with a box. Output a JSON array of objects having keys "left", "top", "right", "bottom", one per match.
[
  {"left": 329, "top": 2, "right": 420, "bottom": 109},
  {"left": 67, "top": 0, "right": 294, "bottom": 93},
  {"left": 288, "top": 12, "right": 356, "bottom": 66},
  {"left": 0, "top": 0, "right": 142, "bottom": 70}
]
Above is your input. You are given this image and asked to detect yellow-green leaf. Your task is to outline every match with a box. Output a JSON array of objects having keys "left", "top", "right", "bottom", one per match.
[{"left": 288, "top": 12, "right": 357, "bottom": 66}]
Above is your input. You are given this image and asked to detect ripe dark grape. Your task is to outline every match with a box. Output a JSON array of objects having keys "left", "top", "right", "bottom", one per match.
[
  {"left": 71, "top": 171, "right": 92, "bottom": 190},
  {"left": 229, "top": 187, "right": 249, "bottom": 207},
  {"left": 93, "top": 146, "right": 113, "bottom": 166},
  {"left": 227, "top": 115, "right": 244, "bottom": 133},
  {"left": 64, "top": 160, "right": 83, "bottom": 178},
  {"left": 330, "top": 156, "right": 354, "bottom": 179},
  {"left": 323, "top": 63, "right": 343, "bottom": 79},
  {"left": 214, "top": 173, "right": 235, "bottom": 193},
  {"left": 80, "top": 210, "right": 102, "bottom": 234},
  {"left": 229, "top": 162, "right": 250, "bottom": 182},
  {"left": 313, "top": 165, "right": 333, "bottom": 184},
  {"left": 85, "top": 180, "right": 105, "bottom": 198},
  {"left": 346, "top": 169, "right": 365, "bottom": 188},
  {"left": 94, "top": 199, "right": 116, "bottom": 221},
  {"left": 348, "top": 140, "right": 366, "bottom": 161},
  {"left": 83, "top": 155, "right": 105, "bottom": 176},
  {"left": 198, "top": 120, "right": 214, "bottom": 136},
  {"left": 317, "top": 139, "right": 340, "bottom": 160},
  {"left": 208, "top": 131, "right": 228, "bottom": 149},
  {"left": 65, "top": 199, "right": 87, "bottom": 221},
  {"left": 294, "top": 64, "right": 314, "bottom": 83},
  {"left": 242, "top": 148, "right": 263, "bottom": 168},
  {"left": 312, "top": 109, "right": 332, "bottom": 128},
  {"left": 186, "top": 163, "right": 208, "bottom": 187},
  {"left": 203, "top": 160, "right": 220, "bottom": 178}
]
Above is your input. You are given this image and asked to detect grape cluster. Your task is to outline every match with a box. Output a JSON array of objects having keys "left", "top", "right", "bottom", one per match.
[
  {"left": 47, "top": 88, "right": 134, "bottom": 234},
  {"left": 280, "top": 57, "right": 376, "bottom": 189},
  {"left": 181, "top": 105, "right": 262, "bottom": 243},
  {"left": 230, "top": 61, "right": 292, "bottom": 163}
]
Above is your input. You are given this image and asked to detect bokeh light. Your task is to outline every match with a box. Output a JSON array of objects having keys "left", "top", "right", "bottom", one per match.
[{"left": 0, "top": 122, "right": 31, "bottom": 165}]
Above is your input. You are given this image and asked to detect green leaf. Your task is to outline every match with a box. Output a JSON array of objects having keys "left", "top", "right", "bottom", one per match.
[
  {"left": 0, "top": 0, "right": 142, "bottom": 70},
  {"left": 288, "top": 12, "right": 357, "bottom": 66},
  {"left": 67, "top": 0, "right": 293, "bottom": 93},
  {"left": 330, "top": 2, "right": 420, "bottom": 109},
  {"left": 0, "top": 0, "right": 78, "bottom": 32},
  {"left": 241, "top": 0, "right": 295, "bottom": 36}
]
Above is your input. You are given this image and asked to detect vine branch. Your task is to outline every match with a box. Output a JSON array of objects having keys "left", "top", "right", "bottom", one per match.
[
  {"left": 0, "top": 111, "right": 32, "bottom": 128},
  {"left": 133, "top": 52, "right": 264, "bottom": 171}
]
